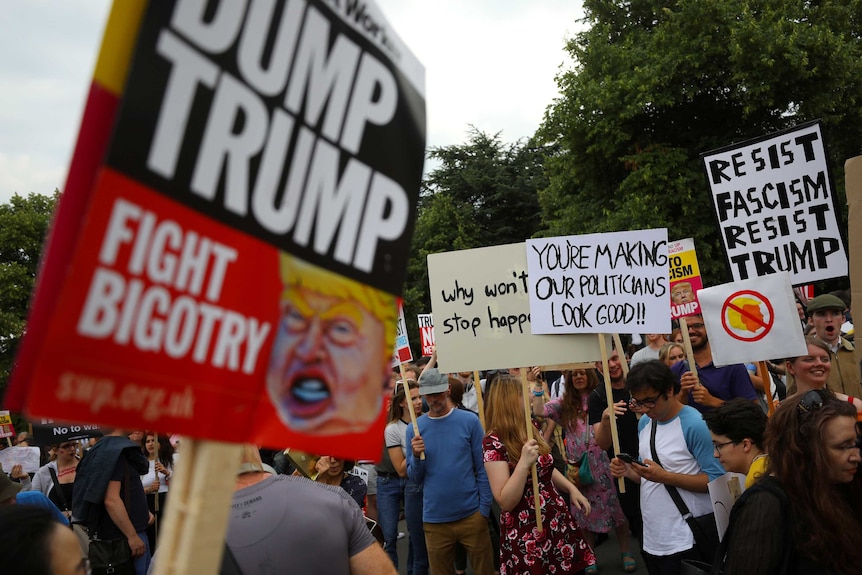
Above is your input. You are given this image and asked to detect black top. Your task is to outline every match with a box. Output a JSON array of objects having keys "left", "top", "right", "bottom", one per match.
[
  {"left": 94, "top": 457, "right": 150, "bottom": 539},
  {"left": 587, "top": 386, "right": 639, "bottom": 460}
]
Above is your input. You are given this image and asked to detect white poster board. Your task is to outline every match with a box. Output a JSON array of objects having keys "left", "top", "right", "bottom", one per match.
[
  {"left": 526, "top": 229, "right": 670, "bottom": 334},
  {"left": 0, "top": 446, "right": 42, "bottom": 475},
  {"left": 698, "top": 272, "right": 808, "bottom": 366},
  {"left": 428, "top": 243, "right": 603, "bottom": 373},
  {"left": 391, "top": 303, "right": 413, "bottom": 366},
  {"left": 702, "top": 120, "right": 847, "bottom": 284},
  {"left": 708, "top": 472, "right": 747, "bottom": 540}
]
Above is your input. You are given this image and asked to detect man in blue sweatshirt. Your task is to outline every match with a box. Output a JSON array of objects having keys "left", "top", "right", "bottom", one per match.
[{"left": 407, "top": 368, "right": 494, "bottom": 575}]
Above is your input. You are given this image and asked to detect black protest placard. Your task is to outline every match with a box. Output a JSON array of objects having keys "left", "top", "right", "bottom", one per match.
[{"left": 702, "top": 120, "right": 847, "bottom": 284}]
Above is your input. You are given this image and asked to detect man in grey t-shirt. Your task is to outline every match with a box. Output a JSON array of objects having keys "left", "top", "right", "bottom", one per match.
[{"left": 226, "top": 474, "right": 394, "bottom": 575}]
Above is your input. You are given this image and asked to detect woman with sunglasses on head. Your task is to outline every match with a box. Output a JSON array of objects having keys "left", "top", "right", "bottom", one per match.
[
  {"left": 786, "top": 336, "right": 862, "bottom": 411},
  {"left": 718, "top": 389, "right": 862, "bottom": 574},
  {"left": 532, "top": 368, "right": 635, "bottom": 573},
  {"left": 376, "top": 379, "right": 428, "bottom": 575}
]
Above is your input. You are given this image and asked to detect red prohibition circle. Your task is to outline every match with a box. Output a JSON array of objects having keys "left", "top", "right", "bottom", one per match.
[{"left": 720, "top": 290, "right": 775, "bottom": 342}]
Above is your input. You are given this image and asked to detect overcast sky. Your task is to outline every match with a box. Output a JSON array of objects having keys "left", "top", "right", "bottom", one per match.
[{"left": 0, "top": 0, "right": 585, "bottom": 205}]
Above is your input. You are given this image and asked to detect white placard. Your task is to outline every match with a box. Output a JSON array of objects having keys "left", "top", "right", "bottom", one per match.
[
  {"left": 0, "top": 446, "right": 42, "bottom": 475},
  {"left": 702, "top": 121, "right": 847, "bottom": 285},
  {"left": 708, "top": 472, "right": 747, "bottom": 540},
  {"left": 428, "top": 243, "right": 603, "bottom": 373},
  {"left": 526, "top": 229, "right": 671, "bottom": 334},
  {"left": 698, "top": 272, "right": 808, "bottom": 366},
  {"left": 391, "top": 303, "right": 413, "bottom": 366}
]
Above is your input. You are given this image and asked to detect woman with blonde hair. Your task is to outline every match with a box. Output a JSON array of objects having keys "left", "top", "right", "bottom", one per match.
[
  {"left": 658, "top": 342, "right": 686, "bottom": 367},
  {"left": 484, "top": 375, "right": 595, "bottom": 574}
]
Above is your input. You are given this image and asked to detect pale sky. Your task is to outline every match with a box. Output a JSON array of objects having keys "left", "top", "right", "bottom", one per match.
[{"left": 0, "top": 0, "right": 584, "bottom": 204}]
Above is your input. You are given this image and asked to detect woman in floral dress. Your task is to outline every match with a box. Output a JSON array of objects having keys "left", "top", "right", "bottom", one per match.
[
  {"left": 539, "top": 369, "right": 636, "bottom": 573},
  {"left": 483, "top": 375, "right": 595, "bottom": 575}
]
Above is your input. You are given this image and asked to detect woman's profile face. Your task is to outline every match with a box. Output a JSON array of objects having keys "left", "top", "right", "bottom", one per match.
[{"left": 822, "top": 415, "right": 860, "bottom": 483}]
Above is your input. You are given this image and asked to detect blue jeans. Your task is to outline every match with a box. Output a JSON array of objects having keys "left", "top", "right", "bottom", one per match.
[
  {"left": 376, "top": 474, "right": 406, "bottom": 569},
  {"left": 134, "top": 531, "right": 151, "bottom": 575},
  {"left": 405, "top": 480, "right": 428, "bottom": 575}
]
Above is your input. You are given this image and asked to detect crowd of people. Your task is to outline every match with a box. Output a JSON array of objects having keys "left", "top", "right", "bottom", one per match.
[{"left": 2, "top": 292, "right": 860, "bottom": 575}]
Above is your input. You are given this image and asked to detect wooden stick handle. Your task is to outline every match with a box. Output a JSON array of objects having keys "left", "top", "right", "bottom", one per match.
[
  {"left": 599, "top": 334, "right": 626, "bottom": 493},
  {"left": 520, "top": 369, "right": 543, "bottom": 532},
  {"left": 473, "top": 371, "right": 485, "bottom": 430},
  {"left": 758, "top": 360, "right": 776, "bottom": 416},
  {"left": 613, "top": 333, "right": 630, "bottom": 378},
  {"left": 679, "top": 317, "right": 699, "bottom": 380},
  {"left": 401, "top": 363, "right": 424, "bottom": 460}
]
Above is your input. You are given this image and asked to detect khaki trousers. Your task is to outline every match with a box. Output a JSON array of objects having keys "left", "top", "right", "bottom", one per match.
[{"left": 423, "top": 510, "right": 494, "bottom": 575}]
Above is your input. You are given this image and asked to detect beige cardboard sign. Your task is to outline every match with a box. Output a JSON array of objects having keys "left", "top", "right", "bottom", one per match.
[{"left": 428, "top": 243, "right": 603, "bottom": 373}]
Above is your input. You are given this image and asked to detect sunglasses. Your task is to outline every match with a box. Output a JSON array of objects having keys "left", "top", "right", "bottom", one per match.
[
  {"left": 796, "top": 389, "right": 825, "bottom": 416},
  {"left": 58, "top": 443, "right": 76, "bottom": 450}
]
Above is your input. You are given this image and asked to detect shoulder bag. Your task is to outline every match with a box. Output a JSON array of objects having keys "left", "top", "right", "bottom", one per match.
[
  {"left": 565, "top": 415, "right": 593, "bottom": 487},
  {"left": 649, "top": 420, "right": 719, "bottom": 565}
]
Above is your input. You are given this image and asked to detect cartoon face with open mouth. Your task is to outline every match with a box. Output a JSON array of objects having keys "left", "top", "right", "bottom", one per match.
[{"left": 266, "top": 256, "right": 394, "bottom": 435}]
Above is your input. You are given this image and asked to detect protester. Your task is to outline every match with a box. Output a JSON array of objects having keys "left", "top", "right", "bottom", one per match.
[
  {"left": 0, "top": 505, "right": 85, "bottom": 575},
  {"left": 380, "top": 379, "right": 428, "bottom": 574},
  {"left": 589, "top": 348, "right": 644, "bottom": 541},
  {"left": 631, "top": 334, "right": 669, "bottom": 366},
  {"left": 672, "top": 315, "right": 758, "bottom": 412},
  {"left": 314, "top": 456, "right": 367, "bottom": 509},
  {"left": 787, "top": 294, "right": 861, "bottom": 397},
  {"left": 484, "top": 375, "right": 595, "bottom": 574},
  {"left": 611, "top": 360, "right": 724, "bottom": 574},
  {"left": 787, "top": 336, "right": 862, "bottom": 413},
  {"left": 702, "top": 398, "right": 768, "bottom": 487},
  {"left": 533, "top": 368, "right": 635, "bottom": 573},
  {"left": 407, "top": 368, "right": 495, "bottom": 575},
  {"left": 141, "top": 432, "right": 175, "bottom": 555},
  {"left": 73, "top": 428, "right": 153, "bottom": 575},
  {"left": 658, "top": 342, "right": 685, "bottom": 367},
  {"left": 718, "top": 390, "right": 862, "bottom": 574}
]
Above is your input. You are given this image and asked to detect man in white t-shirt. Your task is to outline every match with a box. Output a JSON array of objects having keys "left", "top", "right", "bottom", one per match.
[
  {"left": 630, "top": 333, "right": 668, "bottom": 366},
  {"left": 610, "top": 360, "right": 724, "bottom": 573}
]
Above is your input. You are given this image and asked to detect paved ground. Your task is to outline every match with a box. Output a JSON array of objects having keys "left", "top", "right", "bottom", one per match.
[{"left": 395, "top": 519, "right": 645, "bottom": 574}]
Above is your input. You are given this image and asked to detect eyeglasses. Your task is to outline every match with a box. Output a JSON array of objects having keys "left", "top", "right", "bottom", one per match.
[
  {"left": 688, "top": 323, "right": 705, "bottom": 330},
  {"left": 629, "top": 393, "right": 662, "bottom": 409},
  {"left": 712, "top": 440, "right": 737, "bottom": 453},
  {"left": 58, "top": 443, "right": 76, "bottom": 450},
  {"left": 797, "top": 390, "right": 825, "bottom": 416}
]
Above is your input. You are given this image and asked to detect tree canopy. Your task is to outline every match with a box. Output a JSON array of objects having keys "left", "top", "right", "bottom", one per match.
[
  {"left": 0, "top": 192, "right": 57, "bottom": 412},
  {"left": 538, "top": 0, "right": 862, "bottom": 286},
  {"left": 401, "top": 129, "right": 546, "bottom": 354}
]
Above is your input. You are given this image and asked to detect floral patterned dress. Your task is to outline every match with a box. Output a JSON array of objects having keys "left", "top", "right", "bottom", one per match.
[
  {"left": 483, "top": 433, "right": 595, "bottom": 575},
  {"left": 543, "top": 395, "right": 627, "bottom": 533}
]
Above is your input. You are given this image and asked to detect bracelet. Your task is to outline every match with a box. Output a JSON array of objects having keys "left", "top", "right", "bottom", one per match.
[
  {"left": 532, "top": 390, "right": 544, "bottom": 397},
  {"left": 849, "top": 396, "right": 855, "bottom": 404}
]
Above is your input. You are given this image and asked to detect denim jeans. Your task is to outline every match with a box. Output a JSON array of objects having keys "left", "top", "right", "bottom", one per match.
[
  {"left": 405, "top": 480, "right": 428, "bottom": 575},
  {"left": 134, "top": 531, "right": 151, "bottom": 575},
  {"left": 376, "top": 474, "right": 406, "bottom": 568}
]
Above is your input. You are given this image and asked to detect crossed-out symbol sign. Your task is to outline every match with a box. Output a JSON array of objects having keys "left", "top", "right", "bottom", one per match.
[{"left": 720, "top": 290, "right": 775, "bottom": 342}]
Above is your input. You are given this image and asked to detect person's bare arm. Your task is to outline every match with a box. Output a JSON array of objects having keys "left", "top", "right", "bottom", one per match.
[
  {"left": 388, "top": 446, "right": 407, "bottom": 478},
  {"left": 349, "top": 541, "right": 398, "bottom": 575},
  {"left": 104, "top": 480, "right": 146, "bottom": 557}
]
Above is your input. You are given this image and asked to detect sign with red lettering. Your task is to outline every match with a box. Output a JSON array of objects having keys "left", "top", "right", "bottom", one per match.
[
  {"left": 668, "top": 238, "right": 703, "bottom": 319},
  {"left": 702, "top": 120, "right": 848, "bottom": 285},
  {"left": 6, "top": 0, "right": 425, "bottom": 459},
  {"left": 418, "top": 313, "right": 434, "bottom": 356}
]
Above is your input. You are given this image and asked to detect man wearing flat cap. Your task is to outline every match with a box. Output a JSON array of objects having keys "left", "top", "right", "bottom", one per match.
[
  {"left": 788, "top": 294, "right": 861, "bottom": 397},
  {"left": 406, "top": 368, "right": 494, "bottom": 575}
]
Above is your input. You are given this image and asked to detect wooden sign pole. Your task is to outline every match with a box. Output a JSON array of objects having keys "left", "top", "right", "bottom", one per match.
[
  {"left": 400, "top": 363, "right": 424, "bottom": 460},
  {"left": 153, "top": 440, "right": 242, "bottom": 575},
  {"left": 519, "top": 369, "right": 543, "bottom": 531},
  {"left": 612, "top": 333, "right": 630, "bottom": 378},
  {"left": 599, "top": 334, "right": 626, "bottom": 493},
  {"left": 472, "top": 371, "right": 486, "bottom": 430},
  {"left": 678, "top": 317, "right": 699, "bottom": 380},
  {"left": 758, "top": 361, "right": 776, "bottom": 416}
]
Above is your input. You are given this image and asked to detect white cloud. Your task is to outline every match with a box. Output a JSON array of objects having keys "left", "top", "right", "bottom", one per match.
[{"left": 0, "top": 0, "right": 584, "bottom": 204}]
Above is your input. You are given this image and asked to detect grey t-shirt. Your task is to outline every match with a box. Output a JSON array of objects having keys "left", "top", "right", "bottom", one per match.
[{"left": 226, "top": 475, "right": 375, "bottom": 574}]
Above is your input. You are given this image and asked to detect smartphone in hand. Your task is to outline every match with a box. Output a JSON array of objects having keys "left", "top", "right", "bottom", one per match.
[{"left": 617, "top": 453, "right": 647, "bottom": 466}]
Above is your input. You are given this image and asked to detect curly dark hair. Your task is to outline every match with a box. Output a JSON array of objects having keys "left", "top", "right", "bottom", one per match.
[{"left": 556, "top": 369, "right": 600, "bottom": 429}]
